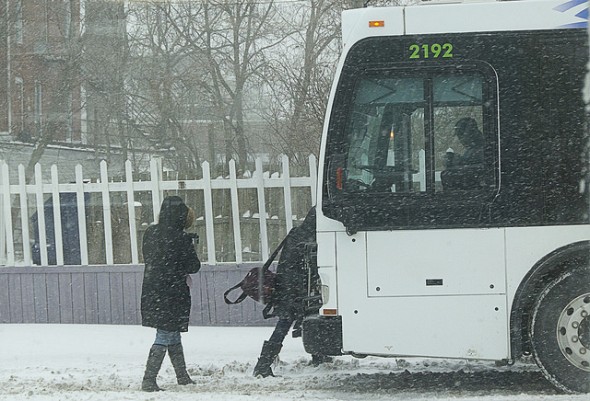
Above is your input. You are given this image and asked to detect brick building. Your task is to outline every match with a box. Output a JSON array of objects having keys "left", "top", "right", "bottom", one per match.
[{"left": 0, "top": 0, "right": 82, "bottom": 143}]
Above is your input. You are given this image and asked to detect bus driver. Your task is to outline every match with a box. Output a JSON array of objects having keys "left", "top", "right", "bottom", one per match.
[{"left": 441, "top": 117, "right": 484, "bottom": 190}]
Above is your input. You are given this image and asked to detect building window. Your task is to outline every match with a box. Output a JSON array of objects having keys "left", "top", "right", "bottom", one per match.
[
  {"left": 35, "top": 81, "right": 43, "bottom": 136},
  {"left": 45, "top": 0, "right": 49, "bottom": 43},
  {"left": 15, "top": 78, "right": 24, "bottom": 133},
  {"left": 16, "top": 0, "right": 23, "bottom": 44},
  {"left": 66, "top": 92, "right": 73, "bottom": 142},
  {"left": 64, "top": 0, "right": 72, "bottom": 39}
]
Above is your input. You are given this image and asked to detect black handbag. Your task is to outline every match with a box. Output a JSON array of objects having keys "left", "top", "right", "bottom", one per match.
[{"left": 223, "top": 237, "right": 287, "bottom": 305}]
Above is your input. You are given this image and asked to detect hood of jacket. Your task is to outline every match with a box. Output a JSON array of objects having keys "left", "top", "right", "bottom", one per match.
[{"left": 157, "top": 196, "right": 189, "bottom": 231}]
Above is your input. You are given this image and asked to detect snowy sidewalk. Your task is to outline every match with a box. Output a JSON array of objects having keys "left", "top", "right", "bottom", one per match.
[{"left": 0, "top": 324, "right": 587, "bottom": 401}]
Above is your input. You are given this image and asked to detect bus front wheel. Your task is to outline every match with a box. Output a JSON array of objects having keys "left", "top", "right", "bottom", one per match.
[{"left": 530, "top": 266, "right": 590, "bottom": 393}]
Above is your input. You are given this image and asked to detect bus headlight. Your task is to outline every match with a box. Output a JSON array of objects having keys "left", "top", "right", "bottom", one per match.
[{"left": 321, "top": 284, "right": 329, "bottom": 304}]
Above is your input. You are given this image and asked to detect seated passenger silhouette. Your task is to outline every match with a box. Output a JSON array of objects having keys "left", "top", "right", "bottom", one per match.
[{"left": 442, "top": 117, "right": 484, "bottom": 190}]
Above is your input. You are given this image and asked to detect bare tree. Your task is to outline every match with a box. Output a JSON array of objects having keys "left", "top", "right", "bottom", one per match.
[
  {"left": 259, "top": 0, "right": 340, "bottom": 166},
  {"left": 173, "top": 0, "right": 286, "bottom": 171},
  {"left": 125, "top": 1, "right": 209, "bottom": 177}
]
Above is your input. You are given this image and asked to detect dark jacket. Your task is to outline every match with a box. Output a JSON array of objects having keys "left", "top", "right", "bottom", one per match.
[
  {"left": 141, "top": 196, "right": 201, "bottom": 332},
  {"left": 271, "top": 207, "right": 316, "bottom": 321}
]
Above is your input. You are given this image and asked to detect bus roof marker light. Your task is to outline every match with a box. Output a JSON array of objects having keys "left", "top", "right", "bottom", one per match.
[{"left": 369, "top": 20, "right": 385, "bottom": 28}]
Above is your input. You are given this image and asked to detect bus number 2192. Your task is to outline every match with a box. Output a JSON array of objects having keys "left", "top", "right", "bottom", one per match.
[{"left": 409, "top": 43, "right": 454, "bottom": 59}]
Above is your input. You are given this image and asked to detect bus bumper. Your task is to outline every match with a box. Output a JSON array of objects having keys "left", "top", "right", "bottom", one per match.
[{"left": 302, "top": 315, "right": 343, "bottom": 356}]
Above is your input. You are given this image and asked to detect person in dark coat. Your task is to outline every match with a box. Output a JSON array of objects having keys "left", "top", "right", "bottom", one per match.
[
  {"left": 452, "top": 117, "right": 484, "bottom": 166},
  {"left": 441, "top": 117, "right": 485, "bottom": 190},
  {"left": 140, "top": 196, "right": 201, "bottom": 392},
  {"left": 253, "top": 207, "right": 331, "bottom": 377}
]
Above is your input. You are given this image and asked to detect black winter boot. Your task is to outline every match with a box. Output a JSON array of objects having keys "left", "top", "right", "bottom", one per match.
[
  {"left": 168, "top": 343, "right": 195, "bottom": 385},
  {"left": 142, "top": 344, "right": 167, "bottom": 392},
  {"left": 253, "top": 340, "right": 282, "bottom": 378},
  {"left": 310, "top": 354, "right": 333, "bottom": 366}
]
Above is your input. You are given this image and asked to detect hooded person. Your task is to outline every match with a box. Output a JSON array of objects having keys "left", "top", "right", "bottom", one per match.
[
  {"left": 253, "top": 206, "right": 331, "bottom": 378},
  {"left": 140, "top": 196, "right": 201, "bottom": 391}
]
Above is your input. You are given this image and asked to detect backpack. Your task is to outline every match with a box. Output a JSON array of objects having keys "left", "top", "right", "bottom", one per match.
[{"left": 223, "top": 237, "right": 287, "bottom": 305}]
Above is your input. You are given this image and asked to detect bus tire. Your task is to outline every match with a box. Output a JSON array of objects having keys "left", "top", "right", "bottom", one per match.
[{"left": 530, "top": 266, "right": 590, "bottom": 393}]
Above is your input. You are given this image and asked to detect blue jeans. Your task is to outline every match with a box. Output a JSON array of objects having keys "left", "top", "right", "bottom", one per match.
[{"left": 154, "top": 329, "right": 181, "bottom": 346}]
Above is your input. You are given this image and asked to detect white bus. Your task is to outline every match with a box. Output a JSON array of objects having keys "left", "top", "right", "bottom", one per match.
[{"left": 301, "top": 0, "right": 590, "bottom": 394}]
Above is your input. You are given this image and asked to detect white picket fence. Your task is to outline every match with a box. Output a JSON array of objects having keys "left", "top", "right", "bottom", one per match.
[{"left": 0, "top": 155, "right": 318, "bottom": 267}]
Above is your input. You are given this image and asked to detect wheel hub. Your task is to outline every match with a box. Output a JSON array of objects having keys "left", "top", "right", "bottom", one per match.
[{"left": 557, "top": 294, "right": 590, "bottom": 372}]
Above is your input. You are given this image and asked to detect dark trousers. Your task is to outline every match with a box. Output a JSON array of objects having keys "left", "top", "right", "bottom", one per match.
[{"left": 269, "top": 318, "right": 294, "bottom": 345}]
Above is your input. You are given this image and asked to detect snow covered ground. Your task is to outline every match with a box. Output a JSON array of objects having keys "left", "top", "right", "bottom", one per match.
[{"left": 0, "top": 324, "right": 588, "bottom": 401}]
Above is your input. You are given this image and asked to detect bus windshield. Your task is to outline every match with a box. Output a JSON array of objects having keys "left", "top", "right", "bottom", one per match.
[{"left": 345, "top": 70, "right": 488, "bottom": 194}]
